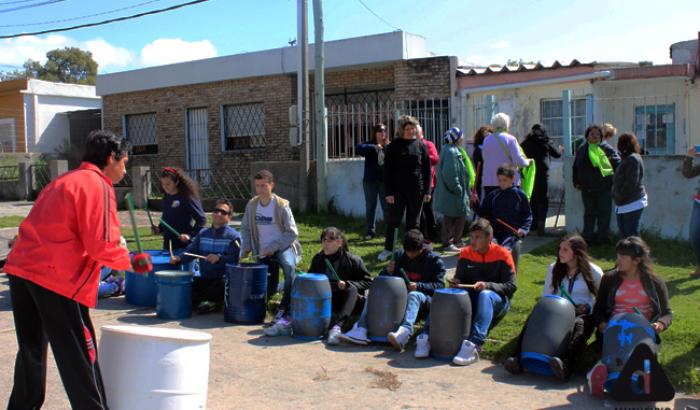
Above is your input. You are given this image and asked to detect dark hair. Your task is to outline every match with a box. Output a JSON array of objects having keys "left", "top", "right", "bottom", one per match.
[
  {"left": 403, "top": 229, "right": 424, "bottom": 252},
  {"left": 254, "top": 169, "right": 274, "bottom": 183},
  {"left": 615, "top": 236, "right": 657, "bottom": 279},
  {"left": 469, "top": 218, "right": 493, "bottom": 237},
  {"left": 585, "top": 124, "right": 604, "bottom": 141},
  {"left": 617, "top": 133, "right": 641, "bottom": 157},
  {"left": 215, "top": 198, "right": 233, "bottom": 215},
  {"left": 525, "top": 123, "right": 549, "bottom": 142},
  {"left": 550, "top": 234, "right": 597, "bottom": 295},
  {"left": 496, "top": 163, "right": 517, "bottom": 179},
  {"left": 160, "top": 167, "right": 200, "bottom": 200},
  {"left": 372, "top": 123, "right": 387, "bottom": 144},
  {"left": 81, "top": 130, "right": 129, "bottom": 169},
  {"left": 472, "top": 125, "right": 492, "bottom": 147},
  {"left": 320, "top": 226, "right": 349, "bottom": 251}
]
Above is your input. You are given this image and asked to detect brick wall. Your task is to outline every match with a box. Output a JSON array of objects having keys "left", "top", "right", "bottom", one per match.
[{"left": 394, "top": 56, "right": 452, "bottom": 100}]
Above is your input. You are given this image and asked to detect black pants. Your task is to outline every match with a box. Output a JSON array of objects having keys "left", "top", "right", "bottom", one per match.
[
  {"left": 419, "top": 190, "right": 437, "bottom": 242},
  {"left": 192, "top": 276, "right": 225, "bottom": 307},
  {"left": 330, "top": 285, "right": 359, "bottom": 328},
  {"left": 581, "top": 190, "right": 612, "bottom": 243},
  {"left": 511, "top": 313, "right": 595, "bottom": 377},
  {"left": 8, "top": 275, "right": 108, "bottom": 410},
  {"left": 530, "top": 174, "right": 549, "bottom": 230},
  {"left": 384, "top": 192, "right": 423, "bottom": 251}
]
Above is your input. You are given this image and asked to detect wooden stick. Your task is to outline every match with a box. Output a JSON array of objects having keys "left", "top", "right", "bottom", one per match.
[
  {"left": 184, "top": 252, "right": 207, "bottom": 260},
  {"left": 496, "top": 218, "right": 519, "bottom": 235},
  {"left": 168, "top": 240, "right": 173, "bottom": 259},
  {"left": 144, "top": 198, "right": 156, "bottom": 230},
  {"left": 454, "top": 283, "right": 477, "bottom": 289}
]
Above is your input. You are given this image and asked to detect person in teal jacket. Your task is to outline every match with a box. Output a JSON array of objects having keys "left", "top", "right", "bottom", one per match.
[{"left": 434, "top": 127, "right": 471, "bottom": 253}]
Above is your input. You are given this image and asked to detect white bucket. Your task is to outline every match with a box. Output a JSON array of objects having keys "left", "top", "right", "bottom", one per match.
[{"left": 99, "top": 325, "right": 212, "bottom": 410}]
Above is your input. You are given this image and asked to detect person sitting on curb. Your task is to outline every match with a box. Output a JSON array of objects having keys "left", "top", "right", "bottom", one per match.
[
  {"left": 338, "top": 229, "right": 445, "bottom": 348},
  {"left": 171, "top": 199, "right": 241, "bottom": 313},
  {"left": 444, "top": 218, "right": 517, "bottom": 366},
  {"left": 473, "top": 163, "right": 531, "bottom": 272},
  {"left": 307, "top": 227, "right": 373, "bottom": 344}
]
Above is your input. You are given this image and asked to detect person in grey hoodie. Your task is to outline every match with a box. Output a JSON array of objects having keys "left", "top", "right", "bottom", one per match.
[{"left": 612, "top": 133, "right": 647, "bottom": 238}]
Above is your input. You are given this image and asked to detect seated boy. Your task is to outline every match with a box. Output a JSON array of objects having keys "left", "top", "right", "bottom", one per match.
[
  {"left": 440, "top": 218, "right": 517, "bottom": 365},
  {"left": 339, "top": 229, "right": 445, "bottom": 348},
  {"left": 475, "top": 163, "right": 532, "bottom": 271},
  {"left": 171, "top": 198, "right": 241, "bottom": 313}
]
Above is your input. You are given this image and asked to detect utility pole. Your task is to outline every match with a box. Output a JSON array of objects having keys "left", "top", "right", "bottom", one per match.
[
  {"left": 297, "top": 0, "right": 310, "bottom": 212},
  {"left": 313, "top": 0, "right": 326, "bottom": 212}
]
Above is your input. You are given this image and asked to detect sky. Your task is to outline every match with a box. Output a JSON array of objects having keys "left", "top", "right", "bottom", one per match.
[{"left": 0, "top": 0, "right": 698, "bottom": 74}]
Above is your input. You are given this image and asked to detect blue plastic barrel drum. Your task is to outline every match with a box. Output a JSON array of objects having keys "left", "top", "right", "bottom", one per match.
[
  {"left": 367, "top": 276, "right": 408, "bottom": 342},
  {"left": 125, "top": 250, "right": 185, "bottom": 307},
  {"left": 601, "top": 312, "right": 658, "bottom": 391},
  {"left": 224, "top": 263, "right": 269, "bottom": 324},
  {"left": 429, "top": 288, "right": 472, "bottom": 360},
  {"left": 290, "top": 273, "right": 331, "bottom": 340}
]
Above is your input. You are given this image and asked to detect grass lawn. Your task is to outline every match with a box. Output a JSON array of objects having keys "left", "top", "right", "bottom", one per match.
[
  {"left": 0, "top": 216, "right": 26, "bottom": 228},
  {"left": 121, "top": 213, "right": 700, "bottom": 393}
]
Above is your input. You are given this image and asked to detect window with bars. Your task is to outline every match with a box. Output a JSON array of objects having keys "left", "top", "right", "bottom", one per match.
[
  {"left": 0, "top": 118, "right": 15, "bottom": 153},
  {"left": 540, "top": 98, "right": 587, "bottom": 147},
  {"left": 634, "top": 104, "right": 675, "bottom": 155},
  {"left": 402, "top": 98, "right": 450, "bottom": 150},
  {"left": 124, "top": 113, "right": 157, "bottom": 155},
  {"left": 222, "top": 103, "right": 265, "bottom": 151}
]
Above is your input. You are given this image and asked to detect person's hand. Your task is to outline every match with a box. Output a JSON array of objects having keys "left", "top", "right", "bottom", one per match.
[
  {"left": 598, "top": 321, "right": 608, "bottom": 333},
  {"left": 516, "top": 228, "right": 526, "bottom": 238},
  {"left": 575, "top": 304, "right": 589, "bottom": 315},
  {"left": 151, "top": 225, "right": 161, "bottom": 235},
  {"left": 469, "top": 191, "right": 479, "bottom": 205},
  {"left": 526, "top": 158, "right": 533, "bottom": 167},
  {"left": 473, "top": 281, "right": 486, "bottom": 291},
  {"left": 169, "top": 255, "right": 181, "bottom": 265},
  {"left": 338, "top": 280, "right": 347, "bottom": 290},
  {"left": 447, "top": 277, "right": 459, "bottom": 288},
  {"left": 262, "top": 249, "right": 274, "bottom": 258},
  {"left": 651, "top": 321, "right": 665, "bottom": 334},
  {"left": 559, "top": 144, "right": 565, "bottom": 154},
  {"left": 375, "top": 144, "right": 383, "bottom": 151},
  {"left": 241, "top": 250, "right": 250, "bottom": 259},
  {"left": 386, "top": 261, "right": 395, "bottom": 273},
  {"left": 179, "top": 234, "right": 190, "bottom": 243},
  {"left": 687, "top": 146, "right": 697, "bottom": 158},
  {"left": 423, "top": 194, "right": 431, "bottom": 203},
  {"left": 206, "top": 254, "right": 220, "bottom": 264},
  {"left": 386, "top": 195, "right": 395, "bottom": 204},
  {"left": 408, "top": 282, "right": 418, "bottom": 291}
]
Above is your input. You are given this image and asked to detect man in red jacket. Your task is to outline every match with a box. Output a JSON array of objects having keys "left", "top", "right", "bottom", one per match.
[{"left": 5, "top": 130, "right": 137, "bottom": 410}]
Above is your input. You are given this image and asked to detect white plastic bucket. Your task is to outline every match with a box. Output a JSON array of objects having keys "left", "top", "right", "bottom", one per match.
[{"left": 99, "top": 325, "right": 212, "bottom": 410}]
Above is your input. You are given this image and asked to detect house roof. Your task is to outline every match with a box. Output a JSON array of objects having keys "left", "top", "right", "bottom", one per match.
[
  {"left": 0, "top": 78, "right": 98, "bottom": 99},
  {"left": 456, "top": 60, "right": 639, "bottom": 76}
]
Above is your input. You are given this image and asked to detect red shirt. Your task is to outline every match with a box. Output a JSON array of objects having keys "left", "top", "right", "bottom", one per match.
[
  {"left": 5, "top": 162, "right": 131, "bottom": 307},
  {"left": 613, "top": 278, "right": 653, "bottom": 321},
  {"left": 422, "top": 139, "right": 439, "bottom": 189}
]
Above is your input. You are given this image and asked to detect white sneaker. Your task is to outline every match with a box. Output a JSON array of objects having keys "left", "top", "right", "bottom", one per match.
[
  {"left": 338, "top": 323, "right": 369, "bottom": 345},
  {"left": 387, "top": 326, "right": 410, "bottom": 351},
  {"left": 452, "top": 340, "right": 479, "bottom": 366},
  {"left": 442, "top": 244, "right": 461, "bottom": 254},
  {"left": 263, "top": 318, "right": 292, "bottom": 337},
  {"left": 327, "top": 325, "right": 342, "bottom": 345},
  {"left": 414, "top": 334, "right": 430, "bottom": 358},
  {"left": 377, "top": 249, "right": 392, "bottom": 262}
]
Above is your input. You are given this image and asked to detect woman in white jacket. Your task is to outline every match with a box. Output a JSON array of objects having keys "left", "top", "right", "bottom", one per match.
[{"left": 504, "top": 234, "right": 603, "bottom": 380}]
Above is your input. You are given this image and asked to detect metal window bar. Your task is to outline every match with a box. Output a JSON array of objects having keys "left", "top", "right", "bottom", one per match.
[
  {"left": 223, "top": 103, "right": 266, "bottom": 150},
  {"left": 0, "top": 165, "right": 19, "bottom": 181},
  {"left": 27, "top": 164, "right": 50, "bottom": 200},
  {"left": 125, "top": 113, "right": 157, "bottom": 155}
]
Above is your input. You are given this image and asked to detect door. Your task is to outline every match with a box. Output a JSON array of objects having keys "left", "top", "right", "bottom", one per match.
[{"left": 186, "top": 108, "right": 210, "bottom": 185}]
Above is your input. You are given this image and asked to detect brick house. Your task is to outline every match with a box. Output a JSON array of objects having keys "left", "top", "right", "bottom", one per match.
[{"left": 97, "top": 31, "right": 458, "bottom": 210}]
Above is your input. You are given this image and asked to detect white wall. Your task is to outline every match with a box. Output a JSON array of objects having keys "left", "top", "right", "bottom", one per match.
[
  {"left": 564, "top": 155, "right": 697, "bottom": 239},
  {"left": 326, "top": 158, "right": 384, "bottom": 220}
]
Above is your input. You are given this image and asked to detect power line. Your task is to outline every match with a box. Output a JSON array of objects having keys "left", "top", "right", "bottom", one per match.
[
  {"left": 0, "top": 0, "right": 48, "bottom": 5},
  {"left": 0, "top": 0, "right": 164, "bottom": 28},
  {"left": 355, "top": 0, "right": 399, "bottom": 31},
  {"left": 0, "top": 0, "right": 64, "bottom": 14},
  {"left": 0, "top": 0, "right": 210, "bottom": 39}
]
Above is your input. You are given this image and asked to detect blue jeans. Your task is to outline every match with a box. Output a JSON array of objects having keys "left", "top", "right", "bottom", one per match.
[
  {"left": 467, "top": 289, "right": 509, "bottom": 346},
  {"left": 690, "top": 201, "right": 700, "bottom": 266},
  {"left": 363, "top": 180, "right": 388, "bottom": 236},
  {"left": 259, "top": 247, "right": 297, "bottom": 312},
  {"left": 616, "top": 208, "right": 643, "bottom": 239},
  {"left": 356, "top": 291, "right": 431, "bottom": 334}
]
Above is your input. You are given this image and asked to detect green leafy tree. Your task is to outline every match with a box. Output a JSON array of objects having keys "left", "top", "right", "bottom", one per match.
[{"left": 22, "top": 47, "right": 98, "bottom": 85}]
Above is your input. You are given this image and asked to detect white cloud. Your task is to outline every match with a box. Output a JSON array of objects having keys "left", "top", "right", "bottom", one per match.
[
  {"left": 139, "top": 38, "right": 217, "bottom": 67},
  {"left": 488, "top": 40, "right": 510, "bottom": 50},
  {"left": 0, "top": 35, "right": 134, "bottom": 72}
]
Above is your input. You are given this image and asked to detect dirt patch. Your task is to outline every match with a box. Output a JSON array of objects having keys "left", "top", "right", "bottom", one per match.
[
  {"left": 365, "top": 367, "right": 401, "bottom": 391},
  {"left": 312, "top": 366, "right": 330, "bottom": 382}
]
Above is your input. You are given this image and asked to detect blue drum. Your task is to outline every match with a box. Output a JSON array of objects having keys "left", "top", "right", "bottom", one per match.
[
  {"left": 367, "top": 276, "right": 408, "bottom": 342},
  {"left": 521, "top": 295, "right": 576, "bottom": 376},
  {"left": 291, "top": 274, "right": 331, "bottom": 340},
  {"left": 125, "top": 250, "right": 185, "bottom": 307},
  {"left": 224, "top": 263, "right": 269, "bottom": 324},
  {"left": 155, "top": 270, "right": 194, "bottom": 320},
  {"left": 429, "top": 288, "right": 471, "bottom": 361},
  {"left": 602, "top": 312, "right": 657, "bottom": 391}
]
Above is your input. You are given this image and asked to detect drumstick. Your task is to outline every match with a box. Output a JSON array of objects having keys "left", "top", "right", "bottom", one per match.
[
  {"left": 159, "top": 218, "right": 181, "bottom": 237},
  {"left": 559, "top": 287, "right": 576, "bottom": 305},
  {"left": 324, "top": 258, "right": 341, "bottom": 282},
  {"left": 390, "top": 228, "right": 399, "bottom": 262},
  {"left": 144, "top": 198, "right": 157, "bottom": 231},
  {"left": 168, "top": 240, "right": 174, "bottom": 259},
  {"left": 496, "top": 218, "right": 519, "bottom": 235},
  {"left": 184, "top": 252, "right": 208, "bottom": 260},
  {"left": 399, "top": 267, "right": 410, "bottom": 286},
  {"left": 447, "top": 278, "right": 476, "bottom": 288},
  {"left": 124, "top": 193, "right": 144, "bottom": 254}
]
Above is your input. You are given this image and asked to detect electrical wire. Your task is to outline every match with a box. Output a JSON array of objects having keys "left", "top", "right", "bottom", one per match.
[
  {"left": 355, "top": 0, "right": 399, "bottom": 31},
  {"left": 0, "top": 0, "right": 49, "bottom": 5},
  {"left": 0, "top": 0, "right": 64, "bottom": 14},
  {"left": 0, "top": 0, "right": 210, "bottom": 39},
  {"left": 0, "top": 0, "right": 163, "bottom": 28}
]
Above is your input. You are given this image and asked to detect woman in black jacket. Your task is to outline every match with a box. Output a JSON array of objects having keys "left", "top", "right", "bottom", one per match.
[
  {"left": 612, "top": 133, "right": 647, "bottom": 238},
  {"left": 572, "top": 124, "right": 621, "bottom": 245},
  {"left": 470, "top": 125, "right": 491, "bottom": 205},
  {"left": 521, "top": 124, "right": 562, "bottom": 236},
  {"left": 308, "top": 227, "right": 372, "bottom": 345},
  {"left": 588, "top": 236, "right": 672, "bottom": 396}
]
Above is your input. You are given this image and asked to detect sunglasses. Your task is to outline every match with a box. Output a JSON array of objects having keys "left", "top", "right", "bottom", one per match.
[{"left": 213, "top": 208, "right": 230, "bottom": 215}]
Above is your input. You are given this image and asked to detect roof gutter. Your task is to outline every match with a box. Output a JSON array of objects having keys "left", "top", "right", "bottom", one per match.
[{"left": 459, "top": 70, "right": 612, "bottom": 96}]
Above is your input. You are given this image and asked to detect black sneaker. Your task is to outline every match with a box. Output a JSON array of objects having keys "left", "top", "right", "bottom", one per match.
[
  {"left": 504, "top": 356, "right": 523, "bottom": 374},
  {"left": 549, "top": 356, "right": 568, "bottom": 381},
  {"left": 196, "top": 301, "right": 218, "bottom": 314}
]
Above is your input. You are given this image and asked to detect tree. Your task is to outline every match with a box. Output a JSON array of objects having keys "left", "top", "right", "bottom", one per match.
[{"left": 21, "top": 47, "right": 98, "bottom": 85}]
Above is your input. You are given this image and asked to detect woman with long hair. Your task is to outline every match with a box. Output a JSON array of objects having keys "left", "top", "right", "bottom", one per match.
[
  {"left": 504, "top": 234, "right": 603, "bottom": 380},
  {"left": 587, "top": 236, "right": 672, "bottom": 396},
  {"left": 356, "top": 123, "right": 390, "bottom": 240},
  {"left": 470, "top": 125, "right": 491, "bottom": 205},
  {"left": 613, "top": 133, "right": 647, "bottom": 238},
  {"left": 157, "top": 167, "right": 207, "bottom": 250}
]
